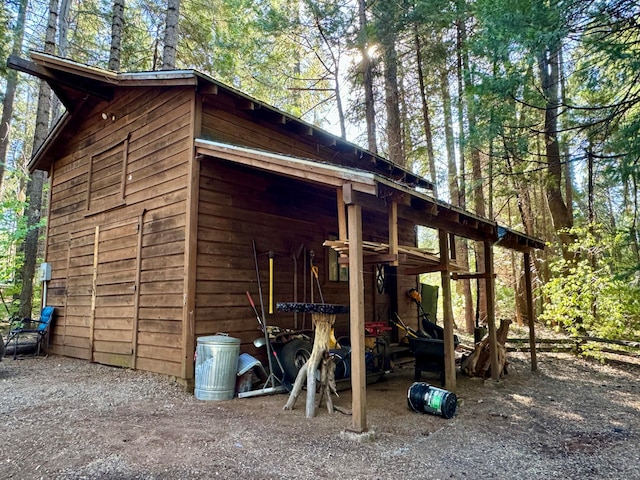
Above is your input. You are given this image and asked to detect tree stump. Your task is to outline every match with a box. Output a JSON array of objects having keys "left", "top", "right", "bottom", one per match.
[
  {"left": 277, "top": 303, "right": 348, "bottom": 418},
  {"left": 317, "top": 350, "right": 338, "bottom": 414}
]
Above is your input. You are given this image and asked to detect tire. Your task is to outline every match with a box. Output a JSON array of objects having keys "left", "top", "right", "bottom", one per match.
[
  {"left": 277, "top": 338, "right": 312, "bottom": 382},
  {"left": 330, "top": 348, "right": 351, "bottom": 380}
]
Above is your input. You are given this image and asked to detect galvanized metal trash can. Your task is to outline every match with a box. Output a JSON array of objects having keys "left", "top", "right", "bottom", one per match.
[{"left": 195, "top": 335, "right": 241, "bottom": 401}]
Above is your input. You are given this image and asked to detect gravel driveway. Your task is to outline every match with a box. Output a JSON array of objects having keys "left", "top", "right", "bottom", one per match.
[{"left": 1, "top": 352, "right": 639, "bottom": 479}]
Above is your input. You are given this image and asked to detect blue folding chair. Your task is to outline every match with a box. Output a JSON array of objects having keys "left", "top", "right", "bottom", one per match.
[{"left": 4, "top": 306, "right": 55, "bottom": 359}]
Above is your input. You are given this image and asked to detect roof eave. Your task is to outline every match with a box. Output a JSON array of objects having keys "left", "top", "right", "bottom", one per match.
[{"left": 29, "top": 112, "right": 71, "bottom": 173}]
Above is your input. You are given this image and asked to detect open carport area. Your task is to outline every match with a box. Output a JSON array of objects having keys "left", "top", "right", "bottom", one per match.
[{"left": 1, "top": 353, "right": 639, "bottom": 479}]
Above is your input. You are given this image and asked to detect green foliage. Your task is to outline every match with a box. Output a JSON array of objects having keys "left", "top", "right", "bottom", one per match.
[
  {"left": 540, "top": 224, "right": 640, "bottom": 339},
  {"left": 177, "top": 0, "right": 336, "bottom": 122},
  {"left": 569, "top": 1, "right": 640, "bottom": 183},
  {"left": 495, "top": 278, "right": 516, "bottom": 320},
  {"left": 66, "top": 0, "right": 112, "bottom": 66},
  {"left": 0, "top": 2, "right": 11, "bottom": 78},
  {"left": 119, "top": 1, "right": 159, "bottom": 71},
  {"left": 0, "top": 192, "right": 27, "bottom": 318}
]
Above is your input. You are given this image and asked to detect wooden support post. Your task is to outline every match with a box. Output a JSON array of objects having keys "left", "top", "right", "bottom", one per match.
[
  {"left": 89, "top": 225, "right": 99, "bottom": 363},
  {"left": 337, "top": 187, "right": 347, "bottom": 241},
  {"left": 182, "top": 93, "right": 202, "bottom": 383},
  {"left": 348, "top": 203, "right": 367, "bottom": 432},
  {"left": 484, "top": 241, "right": 500, "bottom": 381},
  {"left": 388, "top": 201, "right": 398, "bottom": 266},
  {"left": 438, "top": 230, "right": 457, "bottom": 392},
  {"left": 449, "top": 233, "right": 456, "bottom": 261},
  {"left": 63, "top": 242, "right": 71, "bottom": 347},
  {"left": 131, "top": 210, "right": 145, "bottom": 370},
  {"left": 524, "top": 252, "right": 538, "bottom": 371}
]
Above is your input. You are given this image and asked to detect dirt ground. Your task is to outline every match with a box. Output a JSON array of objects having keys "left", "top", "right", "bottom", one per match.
[{"left": 1, "top": 350, "right": 639, "bottom": 480}]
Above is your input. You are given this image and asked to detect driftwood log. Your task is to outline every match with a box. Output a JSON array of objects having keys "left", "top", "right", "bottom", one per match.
[
  {"left": 278, "top": 303, "right": 347, "bottom": 418},
  {"left": 461, "top": 319, "right": 511, "bottom": 378}
]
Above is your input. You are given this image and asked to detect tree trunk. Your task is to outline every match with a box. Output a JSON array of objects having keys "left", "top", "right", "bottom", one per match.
[
  {"left": 57, "top": 0, "right": 71, "bottom": 56},
  {"left": 18, "top": 0, "right": 58, "bottom": 318},
  {"left": 358, "top": 0, "right": 377, "bottom": 154},
  {"left": 0, "top": 0, "right": 28, "bottom": 193},
  {"left": 51, "top": 0, "right": 71, "bottom": 123},
  {"left": 440, "top": 62, "right": 456, "bottom": 205},
  {"left": 455, "top": 14, "right": 467, "bottom": 209},
  {"left": 312, "top": 8, "right": 346, "bottom": 140},
  {"left": 455, "top": 7, "right": 488, "bottom": 326},
  {"left": 631, "top": 174, "right": 640, "bottom": 264},
  {"left": 283, "top": 312, "right": 335, "bottom": 418},
  {"left": 454, "top": 17, "right": 474, "bottom": 333},
  {"left": 539, "top": 47, "right": 574, "bottom": 258},
  {"left": 440, "top": 62, "right": 474, "bottom": 332},
  {"left": 587, "top": 148, "right": 594, "bottom": 226},
  {"left": 162, "top": 0, "right": 180, "bottom": 70},
  {"left": 382, "top": 39, "right": 403, "bottom": 165},
  {"left": 415, "top": 30, "right": 437, "bottom": 197},
  {"left": 109, "top": 0, "right": 125, "bottom": 71},
  {"left": 333, "top": 69, "right": 346, "bottom": 140},
  {"left": 559, "top": 47, "right": 574, "bottom": 221}
]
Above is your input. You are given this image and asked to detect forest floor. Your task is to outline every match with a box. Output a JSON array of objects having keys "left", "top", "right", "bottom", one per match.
[{"left": 1, "top": 344, "right": 639, "bottom": 479}]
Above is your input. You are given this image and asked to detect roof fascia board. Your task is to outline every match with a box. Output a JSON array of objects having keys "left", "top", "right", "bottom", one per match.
[
  {"left": 375, "top": 174, "right": 543, "bottom": 249},
  {"left": 31, "top": 51, "right": 118, "bottom": 84},
  {"left": 28, "top": 112, "right": 71, "bottom": 173},
  {"left": 31, "top": 52, "right": 199, "bottom": 88},
  {"left": 496, "top": 226, "right": 546, "bottom": 252},
  {"left": 194, "top": 139, "right": 378, "bottom": 195},
  {"left": 117, "top": 71, "right": 198, "bottom": 87},
  {"left": 7, "top": 55, "right": 110, "bottom": 108},
  {"left": 375, "top": 173, "right": 497, "bottom": 229}
]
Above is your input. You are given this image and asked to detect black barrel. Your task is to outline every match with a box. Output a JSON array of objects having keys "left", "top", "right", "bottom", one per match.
[{"left": 407, "top": 382, "right": 457, "bottom": 418}]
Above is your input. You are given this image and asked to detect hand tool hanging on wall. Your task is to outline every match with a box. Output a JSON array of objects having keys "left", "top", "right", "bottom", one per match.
[
  {"left": 290, "top": 244, "right": 304, "bottom": 329},
  {"left": 309, "top": 250, "right": 324, "bottom": 304},
  {"left": 302, "top": 247, "right": 307, "bottom": 330},
  {"left": 309, "top": 250, "right": 315, "bottom": 304},
  {"left": 269, "top": 251, "right": 275, "bottom": 314}
]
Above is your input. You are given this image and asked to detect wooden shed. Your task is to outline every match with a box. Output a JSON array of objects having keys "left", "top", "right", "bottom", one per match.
[{"left": 13, "top": 53, "right": 543, "bottom": 432}]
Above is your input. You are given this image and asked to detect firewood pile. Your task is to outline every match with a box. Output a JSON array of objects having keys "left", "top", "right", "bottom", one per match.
[{"left": 461, "top": 319, "right": 511, "bottom": 379}]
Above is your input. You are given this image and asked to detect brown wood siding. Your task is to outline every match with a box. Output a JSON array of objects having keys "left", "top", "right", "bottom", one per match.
[
  {"left": 46, "top": 86, "right": 193, "bottom": 378},
  {"left": 201, "top": 100, "right": 356, "bottom": 168},
  {"left": 195, "top": 158, "right": 417, "bottom": 359},
  {"left": 201, "top": 106, "right": 334, "bottom": 165}
]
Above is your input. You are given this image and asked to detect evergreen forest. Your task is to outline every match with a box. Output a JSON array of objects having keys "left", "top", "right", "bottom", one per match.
[{"left": 1, "top": 0, "right": 639, "bottom": 344}]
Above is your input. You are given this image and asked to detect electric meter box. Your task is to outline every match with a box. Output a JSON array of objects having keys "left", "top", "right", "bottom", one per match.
[{"left": 39, "top": 262, "right": 52, "bottom": 282}]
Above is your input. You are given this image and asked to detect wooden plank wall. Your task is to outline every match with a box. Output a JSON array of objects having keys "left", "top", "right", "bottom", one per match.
[
  {"left": 201, "top": 101, "right": 361, "bottom": 169},
  {"left": 196, "top": 159, "right": 417, "bottom": 359},
  {"left": 46, "top": 86, "right": 194, "bottom": 377},
  {"left": 200, "top": 100, "right": 418, "bottom": 331}
]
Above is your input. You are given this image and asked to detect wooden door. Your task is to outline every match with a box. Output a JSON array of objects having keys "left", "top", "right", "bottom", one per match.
[{"left": 90, "top": 219, "right": 140, "bottom": 367}]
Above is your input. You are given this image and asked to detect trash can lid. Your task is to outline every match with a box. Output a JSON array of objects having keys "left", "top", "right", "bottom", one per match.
[{"left": 197, "top": 334, "right": 241, "bottom": 345}]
